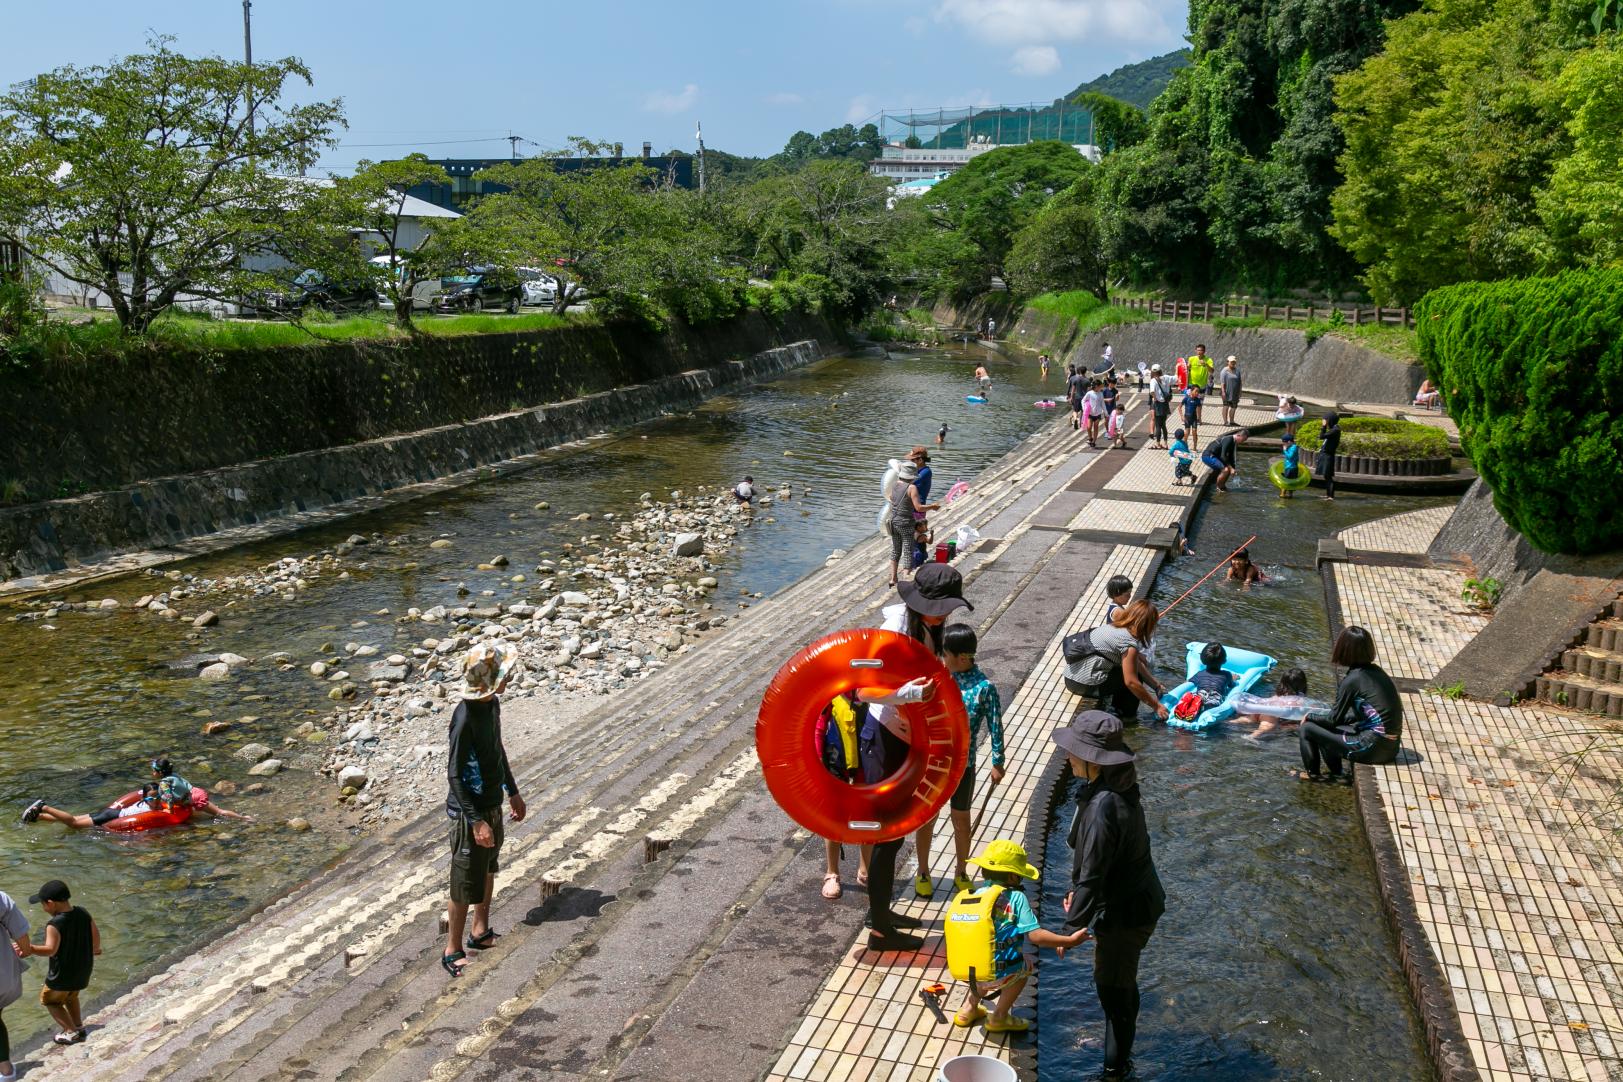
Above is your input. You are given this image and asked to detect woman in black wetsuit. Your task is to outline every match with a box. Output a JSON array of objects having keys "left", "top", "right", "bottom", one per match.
[
  {"left": 1295, "top": 625, "right": 1403, "bottom": 781},
  {"left": 1317, "top": 412, "right": 1341, "bottom": 501},
  {"left": 1054, "top": 711, "right": 1166, "bottom": 1082}
]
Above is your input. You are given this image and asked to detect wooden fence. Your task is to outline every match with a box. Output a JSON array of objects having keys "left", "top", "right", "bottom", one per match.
[{"left": 1111, "top": 297, "right": 1413, "bottom": 329}]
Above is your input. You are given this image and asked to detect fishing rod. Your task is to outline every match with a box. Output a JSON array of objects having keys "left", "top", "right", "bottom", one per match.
[{"left": 1158, "top": 533, "right": 1258, "bottom": 617}]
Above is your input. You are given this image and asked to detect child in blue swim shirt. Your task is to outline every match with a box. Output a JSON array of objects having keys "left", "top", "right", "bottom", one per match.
[
  {"left": 1278, "top": 433, "right": 1302, "bottom": 499},
  {"left": 1169, "top": 429, "right": 1194, "bottom": 485}
]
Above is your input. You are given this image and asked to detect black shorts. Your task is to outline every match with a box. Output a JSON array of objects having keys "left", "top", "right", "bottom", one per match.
[
  {"left": 449, "top": 808, "right": 504, "bottom": 904},
  {"left": 90, "top": 806, "right": 121, "bottom": 827},
  {"left": 950, "top": 766, "right": 975, "bottom": 812}
]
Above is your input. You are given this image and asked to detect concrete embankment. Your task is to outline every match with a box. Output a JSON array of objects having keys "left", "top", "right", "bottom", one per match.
[
  {"left": 934, "top": 299, "right": 1423, "bottom": 405},
  {"left": 1, "top": 312, "right": 840, "bottom": 589},
  {"left": 20, "top": 379, "right": 1231, "bottom": 1082}
]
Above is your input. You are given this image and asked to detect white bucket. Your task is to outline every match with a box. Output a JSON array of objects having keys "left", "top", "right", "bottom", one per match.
[{"left": 938, "top": 1054, "right": 1018, "bottom": 1082}]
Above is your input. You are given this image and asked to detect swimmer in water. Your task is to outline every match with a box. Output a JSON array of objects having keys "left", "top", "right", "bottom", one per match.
[
  {"left": 23, "top": 756, "right": 251, "bottom": 828},
  {"left": 973, "top": 364, "right": 992, "bottom": 393},
  {"left": 1039, "top": 353, "right": 1050, "bottom": 378},
  {"left": 1226, "top": 547, "right": 1268, "bottom": 586},
  {"left": 937, "top": 423, "right": 949, "bottom": 445}
]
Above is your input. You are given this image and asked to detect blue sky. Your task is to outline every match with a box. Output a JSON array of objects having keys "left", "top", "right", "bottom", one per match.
[{"left": 0, "top": 0, "right": 1186, "bottom": 173}]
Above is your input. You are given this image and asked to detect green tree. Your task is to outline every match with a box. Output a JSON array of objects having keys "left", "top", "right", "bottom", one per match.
[
  {"left": 1534, "top": 39, "right": 1623, "bottom": 269},
  {"left": 925, "top": 142, "right": 1093, "bottom": 294},
  {"left": 1006, "top": 182, "right": 1109, "bottom": 299},
  {"left": 1070, "top": 92, "right": 1147, "bottom": 153},
  {"left": 323, "top": 155, "right": 455, "bottom": 331},
  {"left": 0, "top": 39, "right": 344, "bottom": 333}
]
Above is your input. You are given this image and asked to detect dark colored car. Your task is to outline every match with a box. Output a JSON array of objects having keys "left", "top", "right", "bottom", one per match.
[
  {"left": 433, "top": 268, "right": 522, "bottom": 314},
  {"left": 251, "top": 269, "right": 376, "bottom": 317}
]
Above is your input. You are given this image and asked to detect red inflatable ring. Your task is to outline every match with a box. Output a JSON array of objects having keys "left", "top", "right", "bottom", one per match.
[
  {"left": 756, "top": 629, "right": 968, "bottom": 844},
  {"left": 101, "top": 788, "right": 209, "bottom": 833}
]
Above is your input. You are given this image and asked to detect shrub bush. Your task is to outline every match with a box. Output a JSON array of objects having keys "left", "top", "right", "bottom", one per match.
[
  {"left": 1296, "top": 416, "right": 1450, "bottom": 460},
  {"left": 1415, "top": 269, "right": 1623, "bottom": 555}
]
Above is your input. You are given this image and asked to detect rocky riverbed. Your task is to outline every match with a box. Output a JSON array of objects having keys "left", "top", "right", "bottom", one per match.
[{"left": 9, "top": 485, "right": 785, "bottom": 830}]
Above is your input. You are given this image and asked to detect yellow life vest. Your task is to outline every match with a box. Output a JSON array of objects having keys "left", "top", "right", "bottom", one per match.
[{"left": 945, "top": 884, "right": 1004, "bottom": 984}]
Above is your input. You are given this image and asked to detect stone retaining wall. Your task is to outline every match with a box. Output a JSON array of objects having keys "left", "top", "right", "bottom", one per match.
[
  {"left": 0, "top": 335, "right": 834, "bottom": 581},
  {"left": 934, "top": 300, "right": 1422, "bottom": 405},
  {"left": 1430, "top": 479, "right": 1623, "bottom": 602}
]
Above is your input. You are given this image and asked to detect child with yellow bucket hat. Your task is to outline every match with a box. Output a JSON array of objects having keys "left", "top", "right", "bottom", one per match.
[{"left": 945, "top": 839, "right": 1090, "bottom": 1032}]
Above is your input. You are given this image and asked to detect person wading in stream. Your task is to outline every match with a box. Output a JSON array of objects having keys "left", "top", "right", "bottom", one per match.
[
  {"left": 853, "top": 564, "right": 973, "bottom": 951},
  {"left": 442, "top": 642, "right": 527, "bottom": 977},
  {"left": 1054, "top": 711, "right": 1165, "bottom": 1082}
]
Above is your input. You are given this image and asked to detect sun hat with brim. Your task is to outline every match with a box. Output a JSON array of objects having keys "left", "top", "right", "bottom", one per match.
[
  {"left": 462, "top": 641, "right": 519, "bottom": 700},
  {"left": 896, "top": 460, "right": 919, "bottom": 482},
  {"left": 896, "top": 563, "right": 973, "bottom": 617},
  {"left": 967, "top": 839, "right": 1040, "bottom": 880},
  {"left": 1051, "top": 709, "right": 1136, "bottom": 765}
]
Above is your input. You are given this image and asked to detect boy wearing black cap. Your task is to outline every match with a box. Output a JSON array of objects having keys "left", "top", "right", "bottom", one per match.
[{"left": 20, "top": 880, "right": 98, "bottom": 1045}]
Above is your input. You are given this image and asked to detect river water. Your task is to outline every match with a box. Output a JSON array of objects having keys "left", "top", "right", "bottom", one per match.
[
  {"left": 1037, "top": 486, "right": 1440, "bottom": 1080},
  {"left": 0, "top": 343, "right": 1056, "bottom": 1036}
]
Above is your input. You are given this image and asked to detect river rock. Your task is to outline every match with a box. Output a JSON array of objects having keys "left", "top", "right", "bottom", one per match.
[
  {"left": 212, "top": 779, "right": 239, "bottom": 796},
  {"left": 671, "top": 533, "right": 704, "bottom": 558},
  {"left": 198, "top": 662, "right": 231, "bottom": 680},
  {"left": 201, "top": 720, "right": 233, "bottom": 735},
  {"left": 237, "top": 743, "right": 274, "bottom": 762},
  {"left": 579, "top": 641, "right": 603, "bottom": 659},
  {"left": 192, "top": 610, "right": 219, "bottom": 628},
  {"left": 247, "top": 758, "right": 283, "bottom": 777},
  {"left": 286, "top": 817, "right": 312, "bottom": 832},
  {"left": 386, "top": 654, "right": 407, "bottom": 666},
  {"left": 366, "top": 661, "right": 410, "bottom": 683},
  {"left": 217, "top": 652, "right": 249, "bottom": 668},
  {"left": 310, "top": 661, "right": 329, "bottom": 677},
  {"left": 429, "top": 539, "right": 454, "bottom": 549},
  {"left": 353, "top": 645, "right": 380, "bottom": 658},
  {"left": 697, "top": 576, "right": 718, "bottom": 589},
  {"left": 559, "top": 591, "right": 592, "bottom": 607},
  {"left": 99, "top": 598, "right": 119, "bottom": 609},
  {"left": 337, "top": 764, "right": 368, "bottom": 789},
  {"left": 534, "top": 501, "right": 550, "bottom": 510},
  {"left": 489, "top": 554, "right": 509, "bottom": 567},
  {"left": 346, "top": 534, "right": 368, "bottom": 545}
]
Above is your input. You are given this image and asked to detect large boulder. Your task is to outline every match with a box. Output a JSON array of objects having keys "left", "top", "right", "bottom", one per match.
[
  {"left": 236, "top": 742, "right": 274, "bottom": 763},
  {"left": 337, "top": 764, "right": 368, "bottom": 790},
  {"left": 671, "top": 533, "right": 704, "bottom": 558},
  {"left": 247, "top": 758, "right": 283, "bottom": 777}
]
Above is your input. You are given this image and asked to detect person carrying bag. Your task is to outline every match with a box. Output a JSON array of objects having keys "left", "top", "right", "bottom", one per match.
[{"left": 1060, "top": 602, "right": 1170, "bottom": 722}]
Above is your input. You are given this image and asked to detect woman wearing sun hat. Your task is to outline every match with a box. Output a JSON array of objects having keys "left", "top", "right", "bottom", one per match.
[
  {"left": 442, "top": 641, "right": 527, "bottom": 978},
  {"left": 848, "top": 564, "right": 973, "bottom": 951},
  {"left": 1053, "top": 710, "right": 1165, "bottom": 1082}
]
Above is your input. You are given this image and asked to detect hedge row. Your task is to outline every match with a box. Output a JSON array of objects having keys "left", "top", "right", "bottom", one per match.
[
  {"left": 1296, "top": 417, "right": 1450, "bottom": 461},
  {"left": 1415, "top": 269, "right": 1623, "bottom": 555}
]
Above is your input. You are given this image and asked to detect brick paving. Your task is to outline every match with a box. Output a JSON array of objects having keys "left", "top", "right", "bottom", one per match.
[
  {"left": 1102, "top": 442, "right": 1207, "bottom": 497},
  {"left": 1068, "top": 497, "right": 1180, "bottom": 537},
  {"left": 1338, "top": 505, "right": 1454, "bottom": 555},
  {"left": 1333, "top": 562, "right": 1490, "bottom": 680}
]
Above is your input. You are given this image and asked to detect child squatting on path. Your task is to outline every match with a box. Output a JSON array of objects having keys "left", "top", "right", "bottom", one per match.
[
  {"left": 443, "top": 641, "right": 527, "bottom": 978},
  {"left": 949, "top": 840, "right": 1087, "bottom": 1033},
  {"left": 21, "top": 880, "right": 99, "bottom": 1047}
]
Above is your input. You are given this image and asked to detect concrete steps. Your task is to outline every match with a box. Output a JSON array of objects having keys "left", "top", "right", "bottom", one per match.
[
  {"left": 1534, "top": 598, "right": 1623, "bottom": 719},
  {"left": 24, "top": 414, "right": 1109, "bottom": 1081}
]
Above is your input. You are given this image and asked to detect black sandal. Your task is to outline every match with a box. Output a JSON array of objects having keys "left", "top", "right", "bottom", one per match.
[
  {"left": 441, "top": 950, "right": 467, "bottom": 977},
  {"left": 465, "top": 929, "right": 499, "bottom": 950}
]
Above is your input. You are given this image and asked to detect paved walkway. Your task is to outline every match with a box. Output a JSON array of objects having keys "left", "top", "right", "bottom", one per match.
[{"left": 1332, "top": 509, "right": 1623, "bottom": 1082}]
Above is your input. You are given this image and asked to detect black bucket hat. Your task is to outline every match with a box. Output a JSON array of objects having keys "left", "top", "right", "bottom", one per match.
[
  {"left": 1051, "top": 710, "right": 1136, "bottom": 765},
  {"left": 896, "top": 563, "right": 973, "bottom": 618}
]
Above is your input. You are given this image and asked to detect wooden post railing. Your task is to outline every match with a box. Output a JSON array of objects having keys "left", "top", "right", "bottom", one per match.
[{"left": 1105, "top": 296, "right": 1409, "bottom": 328}]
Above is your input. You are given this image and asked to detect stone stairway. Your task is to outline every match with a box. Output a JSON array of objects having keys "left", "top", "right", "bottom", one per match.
[
  {"left": 24, "top": 413, "right": 1101, "bottom": 1082},
  {"left": 1536, "top": 595, "right": 1623, "bottom": 717}
]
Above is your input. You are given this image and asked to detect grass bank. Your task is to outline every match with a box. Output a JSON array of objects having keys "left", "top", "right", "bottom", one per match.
[
  {"left": 1208, "top": 314, "right": 1419, "bottom": 364},
  {"left": 1026, "top": 291, "right": 1152, "bottom": 335}
]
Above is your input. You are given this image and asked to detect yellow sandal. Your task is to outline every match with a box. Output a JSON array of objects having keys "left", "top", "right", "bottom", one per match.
[{"left": 953, "top": 1006, "right": 988, "bottom": 1027}]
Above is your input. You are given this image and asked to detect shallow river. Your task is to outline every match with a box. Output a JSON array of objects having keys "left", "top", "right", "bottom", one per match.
[
  {"left": 0, "top": 343, "right": 1057, "bottom": 1035},
  {"left": 1037, "top": 485, "right": 1439, "bottom": 1080}
]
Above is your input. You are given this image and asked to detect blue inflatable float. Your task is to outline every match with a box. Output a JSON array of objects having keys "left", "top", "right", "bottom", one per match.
[
  {"left": 1159, "top": 641, "right": 1276, "bottom": 731},
  {"left": 966, "top": 395, "right": 987, "bottom": 404}
]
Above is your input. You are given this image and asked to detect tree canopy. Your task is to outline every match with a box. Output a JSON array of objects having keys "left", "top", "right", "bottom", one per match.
[{"left": 0, "top": 38, "right": 344, "bottom": 332}]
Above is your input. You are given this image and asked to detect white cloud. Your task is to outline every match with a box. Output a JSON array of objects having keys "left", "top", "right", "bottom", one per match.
[
  {"left": 643, "top": 84, "right": 699, "bottom": 114},
  {"left": 935, "top": 0, "right": 1171, "bottom": 68},
  {"left": 1012, "top": 45, "right": 1061, "bottom": 75},
  {"left": 765, "top": 91, "right": 805, "bottom": 106},
  {"left": 846, "top": 95, "right": 878, "bottom": 123}
]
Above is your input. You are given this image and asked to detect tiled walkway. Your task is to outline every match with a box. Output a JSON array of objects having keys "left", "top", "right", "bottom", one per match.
[
  {"left": 1329, "top": 508, "right": 1623, "bottom": 1082},
  {"left": 1339, "top": 505, "right": 1453, "bottom": 555}
]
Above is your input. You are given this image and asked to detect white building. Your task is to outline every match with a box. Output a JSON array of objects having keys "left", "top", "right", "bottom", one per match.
[{"left": 868, "top": 139, "right": 1101, "bottom": 183}]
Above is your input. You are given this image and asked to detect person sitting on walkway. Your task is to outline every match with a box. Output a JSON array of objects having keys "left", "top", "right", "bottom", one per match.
[
  {"left": 1294, "top": 626, "right": 1405, "bottom": 782},
  {"left": 950, "top": 839, "right": 1088, "bottom": 1034},
  {"left": 443, "top": 641, "right": 527, "bottom": 977},
  {"left": 1202, "top": 429, "right": 1247, "bottom": 491},
  {"left": 1065, "top": 601, "right": 1170, "bottom": 723},
  {"left": 23, "top": 756, "right": 250, "bottom": 829},
  {"left": 918, "top": 624, "right": 1005, "bottom": 896},
  {"left": 1054, "top": 711, "right": 1166, "bottom": 1082},
  {"left": 854, "top": 564, "right": 973, "bottom": 951},
  {"left": 1414, "top": 378, "right": 1441, "bottom": 409}
]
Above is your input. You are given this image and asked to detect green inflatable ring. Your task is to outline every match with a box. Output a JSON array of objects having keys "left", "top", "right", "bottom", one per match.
[{"left": 1269, "top": 456, "right": 1313, "bottom": 491}]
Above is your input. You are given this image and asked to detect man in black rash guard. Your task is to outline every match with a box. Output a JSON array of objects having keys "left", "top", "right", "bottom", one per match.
[
  {"left": 1297, "top": 625, "right": 1404, "bottom": 781},
  {"left": 442, "top": 642, "right": 527, "bottom": 977},
  {"left": 1199, "top": 429, "right": 1247, "bottom": 491}
]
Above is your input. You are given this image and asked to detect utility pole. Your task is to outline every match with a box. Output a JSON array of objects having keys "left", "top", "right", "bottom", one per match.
[
  {"left": 695, "top": 122, "right": 706, "bottom": 194},
  {"left": 243, "top": 0, "right": 254, "bottom": 140},
  {"left": 507, "top": 133, "right": 522, "bottom": 160}
]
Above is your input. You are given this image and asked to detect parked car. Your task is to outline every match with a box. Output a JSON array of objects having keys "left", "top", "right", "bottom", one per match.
[
  {"left": 517, "top": 267, "right": 556, "bottom": 307},
  {"left": 433, "top": 268, "right": 521, "bottom": 314},
  {"left": 253, "top": 269, "right": 376, "bottom": 317},
  {"left": 372, "top": 255, "right": 441, "bottom": 312}
]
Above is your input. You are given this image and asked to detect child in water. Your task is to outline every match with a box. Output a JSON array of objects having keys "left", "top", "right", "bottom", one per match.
[
  {"left": 1276, "top": 433, "right": 1302, "bottom": 499},
  {"left": 1238, "top": 668, "right": 1312, "bottom": 738},
  {"left": 1169, "top": 429, "right": 1195, "bottom": 485},
  {"left": 1227, "top": 547, "right": 1267, "bottom": 586},
  {"left": 1190, "top": 642, "right": 1235, "bottom": 706},
  {"left": 1107, "top": 404, "right": 1128, "bottom": 449}
]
